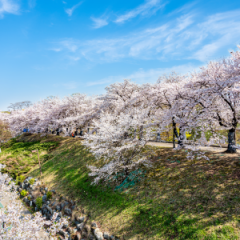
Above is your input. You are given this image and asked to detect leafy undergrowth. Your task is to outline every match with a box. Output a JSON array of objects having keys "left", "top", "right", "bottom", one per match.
[
  {"left": 0, "top": 134, "right": 60, "bottom": 177},
  {"left": 1, "top": 134, "right": 240, "bottom": 239}
]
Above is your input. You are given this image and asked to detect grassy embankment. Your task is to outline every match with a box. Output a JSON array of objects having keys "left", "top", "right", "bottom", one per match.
[{"left": 0, "top": 133, "right": 240, "bottom": 240}]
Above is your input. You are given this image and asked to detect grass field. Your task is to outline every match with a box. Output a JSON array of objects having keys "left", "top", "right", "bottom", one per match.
[{"left": 1, "top": 133, "right": 240, "bottom": 239}]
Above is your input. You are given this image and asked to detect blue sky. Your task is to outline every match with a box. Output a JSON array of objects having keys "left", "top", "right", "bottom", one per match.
[{"left": 1, "top": 0, "right": 240, "bottom": 110}]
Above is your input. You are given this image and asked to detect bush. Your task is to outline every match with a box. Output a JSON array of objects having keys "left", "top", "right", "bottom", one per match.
[
  {"left": 36, "top": 197, "right": 43, "bottom": 209},
  {"left": 16, "top": 175, "right": 25, "bottom": 184},
  {"left": 29, "top": 178, "right": 35, "bottom": 185},
  {"left": 46, "top": 191, "right": 52, "bottom": 200},
  {"left": 20, "top": 190, "right": 28, "bottom": 197}
]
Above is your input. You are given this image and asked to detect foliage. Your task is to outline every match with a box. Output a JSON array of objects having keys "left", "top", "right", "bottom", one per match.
[
  {"left": 20, "top": 189, "right": 28, "bottom": 197},
  {"left": 36, "top": 197, "right": 43, "bottom": 209},
  {"left": 84, "top": 110, "right": 152, "bottom": 184},
  {"left": 46, "top": 191, "right": 52, "bottom": 200},
  {"left": 16, "top": 175, "right": 25, "bottom": 184},
  {"left": 0, "top": 140, "right": 60, "bottom": 177},
  {"left": 0, "top": 138, "right": 17, "bottom": 149},
  {"left": 29, "top": 178, "right": 35, "bottom": 185}
]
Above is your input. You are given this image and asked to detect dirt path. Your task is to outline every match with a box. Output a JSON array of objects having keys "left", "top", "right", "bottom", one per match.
[{"left": 147, "top": 141, "right": 240, "bottom": 153}]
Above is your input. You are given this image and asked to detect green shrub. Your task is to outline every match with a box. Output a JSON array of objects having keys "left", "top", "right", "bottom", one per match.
[
  {"left": 29, "top": 178, "right": 35, "bottom": 185},
  {"left": 20, "top": 190, "right": 28, "bottom": 197},
  {"left": 36, "top": 197, "right": 43, "bottom": 209},
  {"left": 16, "top": 175, "right": 25, "bottom": 184},
  {"left": 46, "top": 191, "right": 52, "bottom": 200},
  {"left": 27, "top": 196, "right": 31, "bottom": 201}
]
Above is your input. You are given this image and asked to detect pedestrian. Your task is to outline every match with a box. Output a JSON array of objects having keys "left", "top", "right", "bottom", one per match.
[{"left": 72, "top": 132, "right": 75, "bottom": 138}]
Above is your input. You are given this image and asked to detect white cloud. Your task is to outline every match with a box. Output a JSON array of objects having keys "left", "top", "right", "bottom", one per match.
[
  {"left": 65, "top": 1, "right": 82, "bottom": 17},
  {"left": 91, "top": 16, "right": 108, "bottom": 29},
  {"left": 87, "top": 63, "right": 199, "bottom": 86},
  {"left": 68, "top": 56, "right": 80, "bottom": 61},
  {"left": 0, "top": 0, "right": 19, "bottom": 18},
  {"left": 115, "top": 0, "right": 165, "bottom": 24},
  {"left": 60, "top": 39, "right": 78, "bottom": 52},
  {"left": 51, "top": 48, "right": 62, "bottom": 52},
  {"left": 53, "top": 9, "right": 240, "bottom": 63}
]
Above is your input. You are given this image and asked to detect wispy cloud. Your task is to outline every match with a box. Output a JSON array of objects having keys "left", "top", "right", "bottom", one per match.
[
  {"left": 91, "top": 16, "right": 108, "bottom": 29},
  {"left": 60, "top": 39, "right": 78, "bottom": 52},
  {"left": 115, "top": 0, "right": 165, "bottom": 24},
  {"left": 68, "top": 56, "right": 80, "bottom": 61},
  {"left": 0, "top": 0, "right": 19, "bottom": 18},
  {"left": 50, "top": 48, "right": 62, "bottom": 52},
  {"left": 65, "top": 1, "right": 82, "bottom": 17},
  {"left": 53, "top": 9, "right": 240, "bottom": 63},
  {"left": 87, "top": 63, "right": 198, "bottom": 86}
]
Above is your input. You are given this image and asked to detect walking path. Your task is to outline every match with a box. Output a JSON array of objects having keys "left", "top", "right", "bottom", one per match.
[{"left": 147, "top": 141, "right": 240, "bottom": 153}]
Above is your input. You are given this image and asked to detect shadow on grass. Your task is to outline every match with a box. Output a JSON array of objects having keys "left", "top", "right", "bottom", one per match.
[
  {"left": 29, "top": 139, "right": 134, "bottom": 230},
  {"left": 121, "top": 147, "right": 240, "bottom": 239},
  {"left": 13, "top": 137, "right": 240, "bottom": 239}
]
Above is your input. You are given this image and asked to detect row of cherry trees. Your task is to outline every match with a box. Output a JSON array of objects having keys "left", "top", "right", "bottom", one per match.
[{"left": 1, "top": 47, "right": 240, "bottom": 183}]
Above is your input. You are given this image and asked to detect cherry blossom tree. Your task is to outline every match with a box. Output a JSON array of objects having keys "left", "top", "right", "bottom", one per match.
[
  {"left": 139, "top": 75, "right": 190, "bottom": 148},
  {"left": 8, "top": 101, "right": 32, "bottom": 111},
  {"left": 183, "top": 47, "right": 240, "bottom": 153},
  {"left": 83, "top": 107, "right": 153, "bottom": 184}
]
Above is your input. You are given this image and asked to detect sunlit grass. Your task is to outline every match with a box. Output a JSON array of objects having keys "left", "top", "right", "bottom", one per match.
[{"left": 1, "top": 134, "right": 240, "bottom": 239}]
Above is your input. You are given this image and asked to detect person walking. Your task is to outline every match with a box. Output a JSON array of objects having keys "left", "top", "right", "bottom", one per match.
[{"left": 71, "top": 132, "right": 75, "bottom": 138}]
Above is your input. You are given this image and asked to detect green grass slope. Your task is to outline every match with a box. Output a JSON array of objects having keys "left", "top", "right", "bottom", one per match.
[{"left": 1, "top": 133, "right": 240, "bottom": 240}]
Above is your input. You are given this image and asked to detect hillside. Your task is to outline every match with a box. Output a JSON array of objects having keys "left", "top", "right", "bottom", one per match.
[{"left": 1, "top": 133, "right": 240, "bottom": 239}]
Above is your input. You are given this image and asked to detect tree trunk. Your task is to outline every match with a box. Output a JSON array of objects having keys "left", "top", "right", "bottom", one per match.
[
  {"left": 172, "top": 118, "right": 178, "bottom": 148},
  {"left": 178, "top": 127, "right": 185, "bottom": 147},
  {"left": 173, "top": 130, "right": 175, "bottom": 148},
  {"left": 139, "top": 126, "right": 143, "bottom": 140},
  {"left": 226, "top": 128, "right": 237, "bottom": 153}
]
